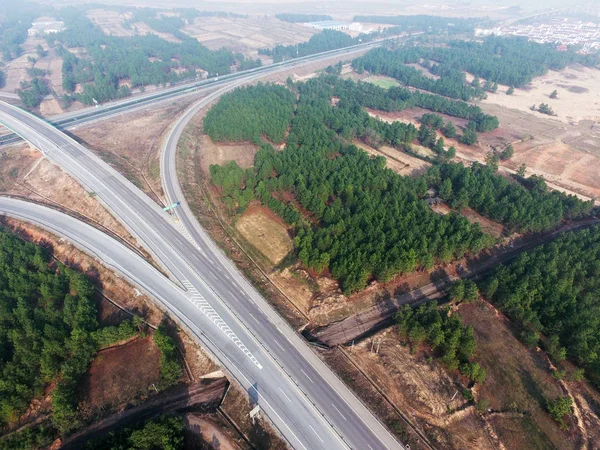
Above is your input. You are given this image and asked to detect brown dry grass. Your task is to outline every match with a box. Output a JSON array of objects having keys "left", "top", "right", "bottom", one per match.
[
  {"left": 79, "top": 336, "right": 162, "bottom": 414},
  {"left": 270, "top": 265, "right": 317, "bottom": 315},
  {"left": 73, "top": 99, "right": 198, "bottom": 203},
  {"left": 335, "top": 328, "right": 496, "bottom": 450},
  {"left": 235, "top": 204, "right": 292, "bottom": 265},
  {"left": 0, "top": 145, "right": 144, "bottom": 253},
  {"left": 198, "top": 135, "right": 259, "bottom": 174},
  {"left": 459, "top": 300, "right": 583, "bottom": 450}
]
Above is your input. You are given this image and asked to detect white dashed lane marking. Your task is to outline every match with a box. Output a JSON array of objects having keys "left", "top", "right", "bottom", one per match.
[
  {"left": 309, "top": 425, "right": 324, "bottom": 443},
  {"left": 171, "top": 219, "right": 206, "bottom": 256},
  {"left": 300, "top": 369, "right": 313, "bottom": 383},
  {"left": 182, "top": 279, "right": 262, "bottom": 369}
]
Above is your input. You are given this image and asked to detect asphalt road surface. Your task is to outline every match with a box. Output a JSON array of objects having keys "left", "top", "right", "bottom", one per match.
[
  {"left": 0, "top": 100, "right": 403, "bottom": 449},
  {"left": 0, "top": 38, "right": 391, "bottom": 147}
]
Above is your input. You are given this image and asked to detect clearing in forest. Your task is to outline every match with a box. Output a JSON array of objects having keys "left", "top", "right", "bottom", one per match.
[
  {"left": 352, "top": 140, "right": 431, "bottom": 176},
  {"left": 363, "top": 75, "right": 401, "bottom": 89},
  {"left": 79, "top": 336, "right": 162, "bottom": 412},
  {"left": 235, "top": 205, "right": 293, "bottom": 265}
]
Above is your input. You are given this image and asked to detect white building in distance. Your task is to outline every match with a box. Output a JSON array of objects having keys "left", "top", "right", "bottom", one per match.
[
  {"left": 28, "top": 21, "right": 66, "bottom": 37},
  {"left": 304, "top": 21, "right": 350, "bottom": 31}
]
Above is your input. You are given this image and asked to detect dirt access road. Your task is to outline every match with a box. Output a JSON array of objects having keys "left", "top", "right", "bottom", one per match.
[
  {"left": 308, "top": 217, "right": 600, "bottom": 347},
  {"left": 60, "top": 377, "right": 229, "bottom": 449}
]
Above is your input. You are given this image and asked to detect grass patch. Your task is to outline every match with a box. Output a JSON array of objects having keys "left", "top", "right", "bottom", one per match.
[{"left": 364, "top": 75, "right": 401, "bottom": 89}]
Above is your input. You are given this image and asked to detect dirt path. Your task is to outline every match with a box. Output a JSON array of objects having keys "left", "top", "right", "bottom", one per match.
[
  {"left": 308, "top": 217, "right": 600, "bottom": 346},
  {"left": 60, "top": 378, "right": 229, "bottom": 449},
  {"left": 184, "top": 415, "right": 241, "bottom": 450}
]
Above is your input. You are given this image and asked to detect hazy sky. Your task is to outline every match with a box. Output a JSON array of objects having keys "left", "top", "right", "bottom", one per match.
[{"left": 38, "top": 0, "right": 589, "bottom": 14}]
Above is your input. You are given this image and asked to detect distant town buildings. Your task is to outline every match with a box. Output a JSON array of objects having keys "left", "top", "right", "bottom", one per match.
[
  {"left": 28, "top": 20, "right": 66, "bottom": 36},
  {"left": 476, "top": 17, "right": 600, "bottom": 54}
]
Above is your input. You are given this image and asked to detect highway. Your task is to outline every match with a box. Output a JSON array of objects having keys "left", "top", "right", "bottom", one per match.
[
  {"left": 0, "top": 38, "right": 391, "bottom": 147},
  {"left": 0, "top": 97, "right": 403, "bottom": 448}
]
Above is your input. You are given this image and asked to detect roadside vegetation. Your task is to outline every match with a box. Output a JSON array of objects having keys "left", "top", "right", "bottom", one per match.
[
  {"left": 0, "top": 229, "right": 183, "bottom": 441},
  {"left": 482, "top": 225, "right": 600, "bottom": 388},
  {"left": 203, "top": 83, "right": 296, "bottom": 144},
  {"left": 2, "top": 3, "right": 261, "bottom": 109},
  {"left": 209, "top": 79, "right": 499, "bottom": 293},
  {"left": 83, "top": 415, "right": 184, "bottom": 450},
  {"left": 52, "top": 7, "right": 259, "bottom": 107},
  {"left": 396, "top": 301, "right": 485, "bottom": 383}
]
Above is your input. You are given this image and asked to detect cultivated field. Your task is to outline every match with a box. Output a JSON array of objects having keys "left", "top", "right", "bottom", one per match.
[
  {"left": 235, "top": 204, "right": 293, "bottom": 265},
  {"left": 182, "top": 16, "right": 318, "bottom": 59},
  {"left": 86, "top": 9, "right": 137, "bottom": 37},
  {"left": 0, "top": 36, "right": 63, "bottom": 95}
]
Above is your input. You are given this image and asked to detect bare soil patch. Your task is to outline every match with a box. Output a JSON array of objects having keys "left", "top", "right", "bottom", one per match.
[
  {"left": 235, "top": 204, "right": 293, "bottom": 265},
  {"left": 183, "top": 414, "right": 242, "bottom": 450},
  {"left": 352, "top": 140, "right": 431, "bottom": 176},
  {"left": 198, "top": 135, "right": 259, "bottom": 174},
  {"left": 323, "top": 331, "right": 492, "bottom": 450},
  {"left": 79, "top": 336, "right": 162, "bottom": 413},
  {"left": 480, "top": 65, "right": 600, "bottom": 124},
  {"left": 506, "top": 141, "right": 600, "bottom": 202},
  {"left": 460, "top": 207, "right": 505, "bottom": 238},
  {"left": 430, "top": 202, "right": 505, "bottom": 238}
]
